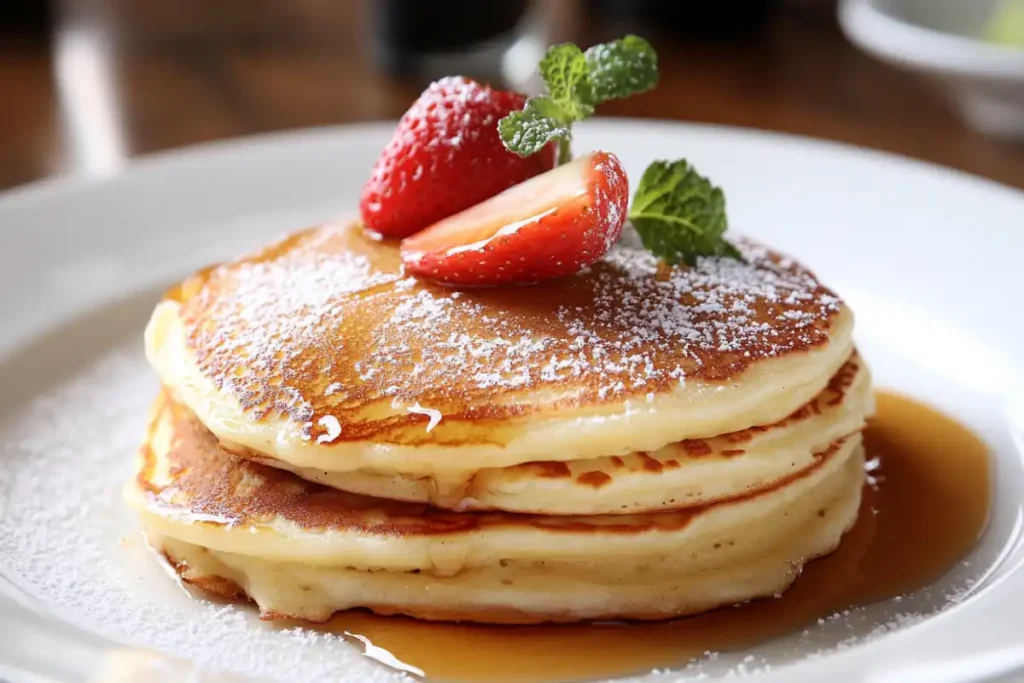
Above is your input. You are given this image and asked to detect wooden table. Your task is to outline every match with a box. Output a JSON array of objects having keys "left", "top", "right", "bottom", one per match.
[{"left": 1, "top": 1, "right": 1022, "bottom": 192}]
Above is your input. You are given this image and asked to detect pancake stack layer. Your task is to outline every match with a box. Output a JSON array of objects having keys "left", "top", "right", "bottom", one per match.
[{"left": 127, "top": 222, "right": 872, "bottom": 624}]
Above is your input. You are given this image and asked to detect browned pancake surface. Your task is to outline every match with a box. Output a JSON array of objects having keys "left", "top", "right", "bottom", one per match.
[
  {"left": 168, "top": 222, "right": 843, "bottom": 444},
  {"left": 139, "top": 391, "right": 844, "bottom": 537},
  {"left": 507, "top": 354, "right": 862, "bottom": 488}
]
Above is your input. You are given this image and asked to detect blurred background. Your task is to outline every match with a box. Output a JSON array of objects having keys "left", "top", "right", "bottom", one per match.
[{"left": 0, "top": 0, "right": 1021, "bottom": 192}]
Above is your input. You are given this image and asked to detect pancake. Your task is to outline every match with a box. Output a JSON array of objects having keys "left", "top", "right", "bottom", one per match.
[
  {"left": 240, "top": 353, "right": 871, "bottom": 514},
  {"left": 146, "top": 222, "right": 854, "bottom": 482},
  {"left": 126, "top": 390, "right": 865, "bottom": 624}
]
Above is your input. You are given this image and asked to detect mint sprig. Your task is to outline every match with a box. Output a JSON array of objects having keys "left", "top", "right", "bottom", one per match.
[
  {"left": 628, "top": 159, "right": 743, "bottom": 267},
  {"left": 585, "top": 35, "right": 659, "bottom": 102},
  {"left": 499, "top": 35, "right": 658, "bottom": 165},
  {"left": 539, "top": 44, "right": 594, "bottom": 121}
]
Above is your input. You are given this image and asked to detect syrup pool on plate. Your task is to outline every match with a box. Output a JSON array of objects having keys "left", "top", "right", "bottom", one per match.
[{"left": 297, "top": 391, "right": 992, "bottom": 683}]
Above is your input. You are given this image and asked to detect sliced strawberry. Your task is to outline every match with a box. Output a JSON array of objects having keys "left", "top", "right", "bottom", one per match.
[
  {"left": 400, "top": 151, "right": 629, "bottom": 286},
  {"left": 360, "top": 76, "right": 557, "bottom": 239}
]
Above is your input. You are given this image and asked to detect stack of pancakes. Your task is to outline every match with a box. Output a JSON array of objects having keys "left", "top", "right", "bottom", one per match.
[{"left": 127, "top": 222, "right": 872, "bottom": 624}]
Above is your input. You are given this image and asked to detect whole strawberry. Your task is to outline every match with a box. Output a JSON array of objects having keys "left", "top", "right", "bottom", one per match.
[{"left": 360, "top": 77, "right": 557, "bottom": 239}]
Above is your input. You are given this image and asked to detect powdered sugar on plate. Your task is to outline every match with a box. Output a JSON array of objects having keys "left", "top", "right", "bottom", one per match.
[{"left": 0, "top": 337, "right": 399, "bottom": 682}]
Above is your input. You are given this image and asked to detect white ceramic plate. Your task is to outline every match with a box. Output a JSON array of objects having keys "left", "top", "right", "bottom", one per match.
[{"left": 1, "top": 121, "right": 1023, "bottom": 683}]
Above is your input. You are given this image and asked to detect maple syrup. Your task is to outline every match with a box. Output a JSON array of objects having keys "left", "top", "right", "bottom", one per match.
[{"left": 315, "top": 391, "right": 991, "bottom": 682}]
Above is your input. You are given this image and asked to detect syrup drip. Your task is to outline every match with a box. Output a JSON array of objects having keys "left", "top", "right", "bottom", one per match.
[{"left": 310, "top": 391, "right": 991, "bottom": 682}]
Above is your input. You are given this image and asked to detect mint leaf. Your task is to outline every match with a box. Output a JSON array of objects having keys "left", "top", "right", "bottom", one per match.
[
  {"left": 585, "top": 35, "right": 658, "bottom": 103},
  {"left": 538, "top": 44, "right": 595, "bottom": 120},
  {"left": 498, "top": 97, "right": 571, "bottom": 157},
  {"left": 499, "top": 35, "right": 660, "bottom": 165},
  {"left": 628, "top": 159, "right": 741, "bottom": 266}
]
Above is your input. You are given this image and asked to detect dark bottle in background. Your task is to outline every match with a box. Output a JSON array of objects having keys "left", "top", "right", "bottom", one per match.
[
  {"left": 0, "top": 0, "right": 53, "bottom": 37},
  {"left": 369, "top": 0, "right": 532, "bottom": 85},
  {"left": 586, "top": 0, "right": 779, "bottom": 36}
]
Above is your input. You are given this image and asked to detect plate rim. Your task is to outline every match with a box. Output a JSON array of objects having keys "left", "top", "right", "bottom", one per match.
[{"left": 1, "top": 118, "right": 1022, "bottom": 210}]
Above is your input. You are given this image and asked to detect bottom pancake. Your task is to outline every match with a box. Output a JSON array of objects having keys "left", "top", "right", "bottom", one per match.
[{"left": 127, "top": 392, "right": 865, "bottom": 624}]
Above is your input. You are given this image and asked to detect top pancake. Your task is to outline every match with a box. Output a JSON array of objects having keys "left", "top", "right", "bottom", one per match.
[{"left": 147, "top": 222, "right": 853, "bottom": 473}]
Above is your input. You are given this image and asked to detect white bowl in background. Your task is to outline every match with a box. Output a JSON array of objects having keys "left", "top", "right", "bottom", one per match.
[{"left": 839, "top": 0, "right": 1024, "bottom": 140}]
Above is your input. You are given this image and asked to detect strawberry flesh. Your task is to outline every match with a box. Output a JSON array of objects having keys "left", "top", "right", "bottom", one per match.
[{"left": 401, "top": 151, "right": 629, "bottom": 286}]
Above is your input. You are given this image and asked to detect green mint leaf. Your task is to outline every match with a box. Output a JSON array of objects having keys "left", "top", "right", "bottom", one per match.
[
  {"left": 628, "top": 159, "right": 741, "bottom": 267},
  {"left": 585, "top": 35, "right": 658, "bottom": 103},
  {"left": 498, "top": 97, "right": 572, "bottom": 158},
  {"left": 717, "top": 240, "right": 744, "bottom": 261},
  {"left": 538, "top": 43, "right": 595, "bottom": 120},
  {"left": 498, "top": 35, "right": 659, "bottom": 165}
]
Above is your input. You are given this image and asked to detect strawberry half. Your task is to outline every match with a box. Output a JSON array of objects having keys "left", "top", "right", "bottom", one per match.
[
  {"left": 360, "top": 77, "right": 557, "bottom": 239},
  {"left": 400, "top": 151, "right": 629, "bottom": 286}
]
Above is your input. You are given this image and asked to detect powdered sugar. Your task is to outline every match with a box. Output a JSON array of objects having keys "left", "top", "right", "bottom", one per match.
[
  {"left": 405, "top": 403, "right": 443, "bottom": 432},
  {"left": 180, "top": 223, "right": 845, "bottom": 432},
  {"left": 316, "top": 415, "right": 342, "bottom": 444},
  {"left": 0, "top": 338, "right": 397, "bottom": 682},
  {"left": 369, "top": 236, "right": 842, "bottom": 401}
]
